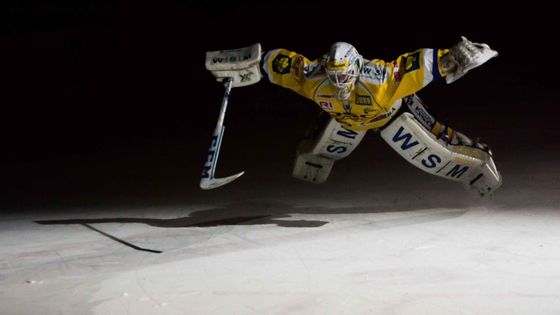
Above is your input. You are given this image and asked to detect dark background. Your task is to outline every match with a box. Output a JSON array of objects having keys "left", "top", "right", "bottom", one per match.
[{"left": 1, "top": 0, "right": 558, "bottom": 209}]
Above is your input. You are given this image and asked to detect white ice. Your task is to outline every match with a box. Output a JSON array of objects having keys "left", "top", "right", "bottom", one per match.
[{"left": 1, "top": 136, "right": 560, "bottom": 315}]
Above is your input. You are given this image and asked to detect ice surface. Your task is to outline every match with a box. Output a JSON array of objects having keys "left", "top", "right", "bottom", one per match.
[{"left": 1, "top": 138, "right": 560, "bottom": 314}]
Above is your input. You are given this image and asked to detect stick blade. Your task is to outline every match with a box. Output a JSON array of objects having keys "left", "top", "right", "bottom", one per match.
[{"left": 200, "top": 171, "right": 245, "bottom": 190}]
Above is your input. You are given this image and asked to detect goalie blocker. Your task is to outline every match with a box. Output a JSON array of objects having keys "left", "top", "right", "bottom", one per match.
[
  {"left": 200, "top": 43, "right": 262, "bottom": 189},
  {"left": 205, "top": 43, "right": 262, "bottom": 87},
  {"left": 293, "top": 98, "right": 501, "bottom": 196}
]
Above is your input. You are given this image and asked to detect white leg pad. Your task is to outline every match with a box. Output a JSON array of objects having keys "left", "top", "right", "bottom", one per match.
[
  {"left": 380, "top": 112, "right": 502, "bottom": 196},
  {"left": 293, "top": 118, "right": 366, "bottom": 183},
  {"left": 292, "top": 152, "right": 335, "bottom": 184}
]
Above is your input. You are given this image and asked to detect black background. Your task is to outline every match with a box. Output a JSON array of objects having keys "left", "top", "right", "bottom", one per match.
[
  {"left": 2, "top": 0, "right": 556, "bottom": 162},
  {"left": 1, "top": 0, "right": 558, "bottom": 209}
]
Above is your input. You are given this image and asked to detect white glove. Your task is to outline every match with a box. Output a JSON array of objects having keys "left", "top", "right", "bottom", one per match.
[{"left": 444, "top": 36, "right": 498, "bottom": 83}]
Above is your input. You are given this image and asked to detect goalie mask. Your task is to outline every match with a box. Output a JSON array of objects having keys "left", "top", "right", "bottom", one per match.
[{"left": 325, "top": 42, "right": 363, "bottom": 100}]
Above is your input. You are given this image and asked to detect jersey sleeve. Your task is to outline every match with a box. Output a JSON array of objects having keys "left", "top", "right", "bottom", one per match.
[
  {"left": 374, "top": 48, "right": 449, "bottom": 105},
  {"left": 261, "top": 48, "right": 319, "bottom": 99}
]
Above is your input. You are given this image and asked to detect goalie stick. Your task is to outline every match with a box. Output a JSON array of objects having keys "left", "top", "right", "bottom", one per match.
[{"left": 199, "top": 78, "right": 244, "bottom": 190}]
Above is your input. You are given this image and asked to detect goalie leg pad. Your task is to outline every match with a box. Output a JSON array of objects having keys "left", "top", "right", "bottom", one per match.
[
  {"left": 308, "top": 117, "right": 367, "bottom": 160},
  {"left": 293, "top": 116, "right": 367, "bottom": 183},
  {"left": 292, "top": 153, "right": 335, "bottom": 184},
  {"left": 380, "top": 112, "right": 501, "bottom": 196}
]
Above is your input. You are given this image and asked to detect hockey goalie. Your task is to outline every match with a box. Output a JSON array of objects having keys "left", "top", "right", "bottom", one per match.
[{"left": 203, "top": 36, "right": 501, "bottom": 196}]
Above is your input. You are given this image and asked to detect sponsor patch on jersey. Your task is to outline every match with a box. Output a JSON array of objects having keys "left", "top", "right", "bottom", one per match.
[
  {"left": 360, "top": 64, "right": 387, "bottom": 84},
  {"left": 317, "top": 94, "right": 335, "bottom": 99},
  {"left": 272, "top": 54, "right": 292, "bottom": 74},
  {"left": 368, "top": 101, "right": 400, "bottom": 122},
  {"left": 355, "top": 94, "right": 372, "bottom": 105},
  {"left": 319, "top": 101, "right": 334, "bottom": 110},
  {"left": 403, "top": 52, "right": 420, "bottom": 73},
  {"left": 363, "top": 107, "right": 375, "bottom": 114}
]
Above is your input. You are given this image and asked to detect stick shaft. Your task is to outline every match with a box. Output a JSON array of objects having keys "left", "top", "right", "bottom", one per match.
[{"left": 200, "top": 78, "right": 234, "bottom": 182}]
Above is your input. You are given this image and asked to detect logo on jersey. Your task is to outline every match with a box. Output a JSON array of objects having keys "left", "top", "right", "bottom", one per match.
[
  {"left": 355, "top": 94, "right": 372, "bottom": 105},
  {"left": 272, "top": 54, "right": 292, "bottom": 74},
  {"left": 360, "top": 64, "right": 387, "bottom": 84},
  {"left": 368, "top": 105, "right": 399, "bottom": 122},
  {"left": 403, "top": 52, "right": 420, "bottom": 73},
  {"left": 319, "top": 101, "right": 334, "bottom": 110}
]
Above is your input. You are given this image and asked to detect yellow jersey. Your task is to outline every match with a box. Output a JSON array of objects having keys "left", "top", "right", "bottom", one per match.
[{"left": 261, "top": 48, "right": 448, "bottom": 131}]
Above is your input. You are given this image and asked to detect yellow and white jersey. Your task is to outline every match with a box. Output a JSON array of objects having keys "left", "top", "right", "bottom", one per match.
[{"left": 261, "top": 48, "right": 449, "bottom": 131}]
